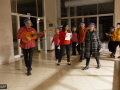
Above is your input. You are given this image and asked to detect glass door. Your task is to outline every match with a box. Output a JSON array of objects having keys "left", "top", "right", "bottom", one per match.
[{"left": 12, "top": 15, "right": 18, "bottom": 55}]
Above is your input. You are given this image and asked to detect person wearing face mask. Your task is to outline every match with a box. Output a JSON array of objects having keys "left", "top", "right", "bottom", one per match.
[
  {"left": 16, "top": 19, "right": 47, "bottom": 76},
  {"left": 83, "top": 23, "right": 102, "bottom": 70}
]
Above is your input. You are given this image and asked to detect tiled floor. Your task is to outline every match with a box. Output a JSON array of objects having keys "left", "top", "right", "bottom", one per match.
[{"left": 0, "top": 50, "right": 119, "bottom": 90}]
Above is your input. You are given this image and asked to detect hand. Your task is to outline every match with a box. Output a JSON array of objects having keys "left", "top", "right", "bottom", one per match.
[
  {"left": 65, "top": 35, "right": 68, "bottom": 38},
  {"left": 26, "top": 36, "right": 31, "bottom": 41},
  {"left": 70, "top": 35, "right": 72, "bottom": 37},
  {"left": 106, "top": 34, "right": 108, "bottom": 36},
  {"left": 109, "top": 34, "right": 111, "bottom": 36},
  {"left": 76, "top": 42, "right": 78, "bottom": 45},
  {"left": 44, "top": 31, "right": 47, "bottom": 34}
]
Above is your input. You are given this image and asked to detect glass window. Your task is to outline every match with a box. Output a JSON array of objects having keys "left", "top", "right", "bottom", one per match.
[
  {"left": 17, "top": 0, "right": 37, "bottom": 16},
  {"left": 77, "top": 4, "right": 97, "bottom": 16},
  {"left": 71, "top": 18, "right": 82, "bottom": 32},
  {"left": 11, "top": 0, "right": 16, "bottom": 13},
  {"left": 61, "top": 19, "right": 69, "bottom": 25},
  {"left": 12, "top": 15, "right": 18, "bottom": 55},
  {"left": 20, "top": 17, "right": 28, "bottom": 27},
  {"left": 38, "top": 19, "right": 44, "bottom": 50},
  {"left": 84, "top": 17, "right": 97, "bottom": 28},
  {"left": 99, "top": 16, "right": 113, "bottom": 42},
  {"left": 61, "top": 0, "right": 69, "bottom": 17},
  {"left": 37, "top": 0, "right": 43, "bottom": 17},
  {"left": 70, "top": 7, "right": 74, "bottom": 17},
  {"left": 98, "top": 2, "right": 114, "bottom": 14}
]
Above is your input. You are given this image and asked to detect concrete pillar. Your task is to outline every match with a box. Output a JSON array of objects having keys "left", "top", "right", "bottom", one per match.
[
  {"left": 67, "top": 7, "right": 71, "bottom": 31},
  {"left": 57, "top": 0, "right": 61, "bottom": 27},
  {"left": 74, "top": 7, "right": 77, "bottom": 26},
  {"left": 0, "top": 0, "right": 14, "bottom": 64},
  {"left": 114, "top": 0, "right": 120, "bottom": 29},
  {"left": 45, "top": 0, "right": 57, "bottom": 36}
]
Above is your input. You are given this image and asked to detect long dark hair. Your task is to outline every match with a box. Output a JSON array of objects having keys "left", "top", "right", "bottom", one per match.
[
  {"left": 62, "top": 23, "right": 68, "bottom": 32},
  {"left": 72, "top": 26, "right": 77, "bottom": 33}
]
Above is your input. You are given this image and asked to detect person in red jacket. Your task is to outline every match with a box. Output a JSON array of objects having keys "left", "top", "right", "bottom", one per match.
[
  {"left": 16, "top": 19, "right": 47, "bottom": 76},
  {"left": 51, "top": 28, "right": 60, "bottom": 60},
  {"left": 57, "top": 24, "right": 72, "bottom": 65},
  {"left": 77, "top": 22, "right": 88, "bottom": 62},
  {"left": 72, "top": 26, "right": 78, "bottom": 55}
]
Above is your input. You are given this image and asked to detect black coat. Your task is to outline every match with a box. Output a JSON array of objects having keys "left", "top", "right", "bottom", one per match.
[{"left": 83, "top": 29, "right": 102, "bottom": 58}]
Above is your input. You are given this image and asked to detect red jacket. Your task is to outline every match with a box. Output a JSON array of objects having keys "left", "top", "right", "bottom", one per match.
[
  {"left": 77, "top": 28, "right": 88, "bottom": 43},
  {"left": 16, "top": 27, "right": 44, "bottom": 49},
  {"left": 59, "top": 31, "right": 73, "bottom": 45}
]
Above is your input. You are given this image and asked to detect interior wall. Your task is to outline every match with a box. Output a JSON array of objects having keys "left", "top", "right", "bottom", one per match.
[
  {"left": 45, "top": 0, "right": 57, "bottom": 37},
  {"left": 0, "top": 0, "right": 14, "bottom": 64},
  {"left": 114, "top": 0, "right": 120, "bottom": 28}
]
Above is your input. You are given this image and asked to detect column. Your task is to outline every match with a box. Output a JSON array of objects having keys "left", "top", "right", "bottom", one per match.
[
  {"left": 43, "top": 0, "right": 47, "bottom": 53},
  {"left": 74, "top": 7, "right": 77, "bottom": 26},
  {"left": 0, "top": 0, "right": 14, "bottom": 64},
  {"left": 67, "top": 7, "right": 71, "bottom": 31},
  {"left": 114, "top": 0, "right": 120, "bottom": 29},
  {"left": 57, "top": 0, "right": 61, "bottom": 27}
]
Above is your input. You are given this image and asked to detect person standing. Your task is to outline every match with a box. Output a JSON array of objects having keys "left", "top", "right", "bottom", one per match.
[
  {"left": 51, "top": 28, "right": 60, "bottom": 60},
  {"left": 16, "top": 19, "right": 47, "bottom": 76},
  {"left": 57, "top": 24, "right": 72, "bottom": 65},
  {"left": 83, "top": 23, "right": 102, "bottom": 70},
  {"left": 72, "top": 26, "right": 78, "bottom": 55},
  {"left": 106, "top": 26, "right": 116, "bottom": 57},
  {"left": 77, "top": 22, "right": 88, "bottom": 62},
  {"left": 114, "top": 23, "right": 120, "bottom": 58}
]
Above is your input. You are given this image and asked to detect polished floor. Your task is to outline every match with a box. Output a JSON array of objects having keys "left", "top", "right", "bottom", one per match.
[{"left": 0, "top": 50, "right": 120, "bottom": 90}]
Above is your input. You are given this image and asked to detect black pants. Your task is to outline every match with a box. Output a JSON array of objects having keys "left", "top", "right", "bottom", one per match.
[
  {"left": 86, "top": 48, "right": 100, "bottom": 66},
  {"left": 108, "top": 41, "right": 116, "bottom": 54},
  {"left": 55, "top": 46, "right": 60, "bottom": 59},
  {"left": 80, "top": 43, "right": 84, "bottom": 58},
  {"left": 22, "top": 48, "right": 34, "bottom": 72},
  {"left": 72, "top": 42, "right": 77, "bottom": 55},
  {"left": 58, "top": 44, "right": 71, "bottom": 62},
  {"left": 114, "top": 41, "right": 120, "bottom": 54},
  {"left": 77, "top": 43, "right": 80, "bottom": 55}
]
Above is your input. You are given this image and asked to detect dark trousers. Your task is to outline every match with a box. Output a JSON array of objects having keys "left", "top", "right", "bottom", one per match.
[
  {"left": 22, "top": 48, "right": 34, "bottom": 72},
  {"left": 58, "top": 44, "right": 71, "bottom": 62},
  {"left": 55, "top": 46, "right": 60, "bottom": 59},
  {"left": 114, "top": 41, "right": 120, "bottom": 54},
  {"left": 77, "top": 43, "right": 80, "bottom": 55},
  {"left": 72, "top": 42, "right": 77, "bottom": 55},
  {"left": 86, "top": 48, "right": 100, "bottom": 66},
  {"left": 80, "top": 43, "right": 84, "bottom": 58}
]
